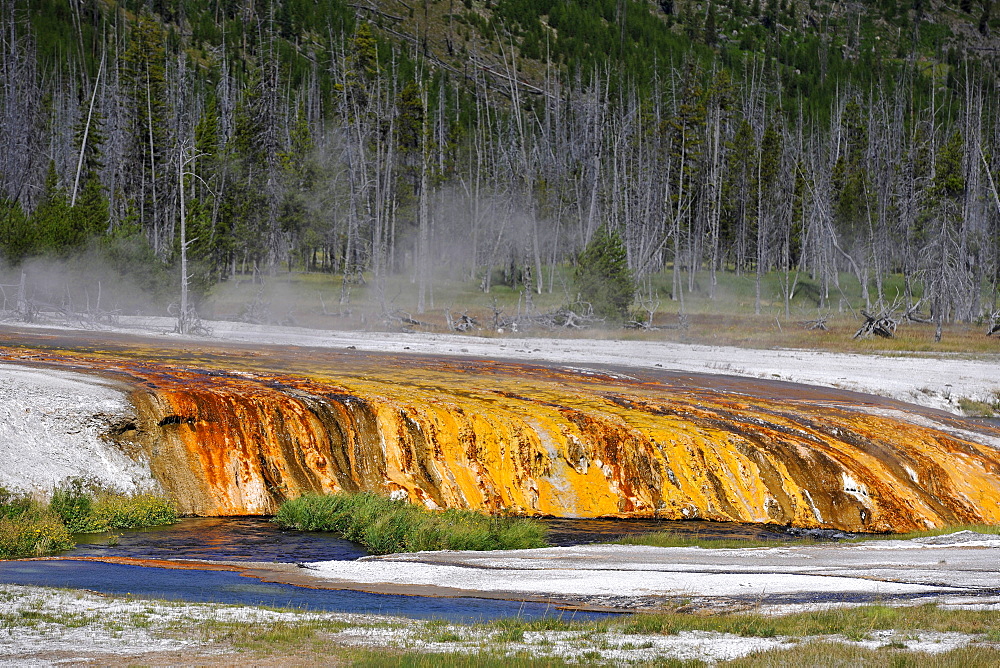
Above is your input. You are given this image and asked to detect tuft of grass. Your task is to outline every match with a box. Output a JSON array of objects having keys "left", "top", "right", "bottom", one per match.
[
  {"left": 611, "top": 531, "right": 818, "bottom": 550},
  {"left": 88, "top": 491, "right": 177, "bottom": 531},
  {"left": 348, "top": 653, "right": 573, "bottom": 667},
  {"left": 199, "top": 618, "right": 351, "bottom": 652},
  {"left": 482, "top": 616, "right": 604, "bottom": 634},
  {"left": 618, "top": 603, "right": 1000, "bottom": 639},
  {"left": 0, "top": 480, "right": 176, "bottom": 559},
  {"left": 274, "top": 492, "right": 548, "bottom": 554},
  {"left": 0, "top": 487, "right": 74, "bottom": 558},
  {"left": 849, "top": 525, "right": 1000, "bottom": 543},
  {"left": 619, "top": 611, "right": 778, "bottom": 638},
  {"left": 49, "top": 478, "right": 177, "bottom": 534},
  {"left": 724, "top": 641, "right": 1000, "bottom": 667},
  {"left": 957, "top": 397, "right": 1000, "bottom": 418}
]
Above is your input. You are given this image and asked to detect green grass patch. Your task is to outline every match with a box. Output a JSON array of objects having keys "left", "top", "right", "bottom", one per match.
[
  {"left": 0, "top": 507, "right": 74, "bottom": 559},
  {"left": 464, "top": 602, "right": 1000, "bottom": 642},
  {"left": 49, "top": 478, "right": 177, "bottom": 534},
  {"left": 621, "top": 603, "right": 1000, "bottom": 639},
  {"left": 6, "top": 591, "right": 1000, "bottom": 667},
  {"left": 349, "top": 654, "right": 574, "bottom": 668},
  {"left": 345, "top": 641, "right": 1000, "bottom": 667},
  {"left": 849, "top": 525, "right": 1000, "bottom": 543},
  {"left": 611, "top": 531, "right": 813, "bottom": 550},
  {"left": 484, "top": 616, "right": 600, "bottom": 634},
  {"left": 725, "top": 641, "right": 1000, "bottom": 667},
  {"left": 957, "top": 396, "right": 1000, "bottom": 418},
  {"left": 0, "top": 480, "right": 176, "bottom": 559},
  {"left": 199, "top": 618, "right": 352, "bottom": 652},
  {"left": 273, "top": 492, "right": 548, "bottom": 554},
  {"left": 619, "top": 610, "right": 778, "bottom": 638}
]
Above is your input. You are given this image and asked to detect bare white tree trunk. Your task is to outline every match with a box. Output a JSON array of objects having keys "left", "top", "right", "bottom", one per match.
[{"left": 71, "top": 51, "right": 104, "bottom": 206}]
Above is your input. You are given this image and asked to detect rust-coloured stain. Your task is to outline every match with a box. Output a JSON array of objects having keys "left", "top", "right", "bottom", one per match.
[
  {"left": 3, "top": 328, "right": 1000, "bottom": 533},
  {"left": 23, "top": 556, "right": 244, "bottom": 571}
]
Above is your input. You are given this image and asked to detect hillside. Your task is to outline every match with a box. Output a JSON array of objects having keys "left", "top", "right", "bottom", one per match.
[{"left": 1, "top": 0, "right": 999, "bottom": 330}]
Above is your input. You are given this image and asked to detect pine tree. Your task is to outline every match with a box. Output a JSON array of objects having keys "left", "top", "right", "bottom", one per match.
[
  {"left": 0, "top": 197, "right": 30, "bottom": 263},
  {"left": 705, "top": 3, "right": 718, "bottom": 45},
  {"left": 70, "top": 172, "right": 109, "bottom": 242},
  {"left": 121, "top": 11, "right": 168, "bottom": 248},
  {"left": 574, "top": 226, "right": 635, "bottom": 321},
  {"left": 31, "top": 161, "right": 73, "bottom": 255}
]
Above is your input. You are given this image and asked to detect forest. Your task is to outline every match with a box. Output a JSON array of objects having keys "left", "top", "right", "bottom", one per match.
[{"left": 1, "top": 0, "right": 999, "bottom": 329}]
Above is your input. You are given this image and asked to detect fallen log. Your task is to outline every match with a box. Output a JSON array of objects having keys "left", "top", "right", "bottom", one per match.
[{"left": 854, "top": 309, "right": 897, "bottom": 339}]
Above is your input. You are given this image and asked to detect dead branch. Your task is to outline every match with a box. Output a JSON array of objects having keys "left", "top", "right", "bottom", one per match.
[
  {"left": 987, "top": 310, "right": 1000, "bottom": 337},
  {"left": 238, "top": 288, "right": 271, "bottom": 324},
  {"left": 627, "top": 293, "right": 661, "bottom": 330},
  {"left": 384, "top": 309, "right": 432, "bottom": 330},
  {"left": 649, "top": 313, "right": 689, "bottom": 331},
  {"left": 445, "top": 309, "right": 479, "bottom": 332},
  {"left": 903, "top": 300, "right": 933, "bottom": 324},
  {"left": 349, "top": 3, "right": 405, "bottom": 22},
  {"left": 493, "top": 303, "right": 603, "bottom": 332},
  {"left": 854, "top": 301, "right": 902, "bottom": 339},
  {"left": 318, "top": 294, "right": 352, "bottom": 318}
]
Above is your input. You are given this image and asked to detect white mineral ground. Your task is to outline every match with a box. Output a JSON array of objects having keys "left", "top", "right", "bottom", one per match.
[
  {"left": 2, "top": 318, "right": 1000, "bottom": 663},
  {"left": 0, "top": 363, "right": 156, "bottom": 496},
  {"left": 92, "top": 314, "right": 1000, "bottom": 413},
  {"left": 290, "top": 531, "right": 1000, "bottom": 614}
]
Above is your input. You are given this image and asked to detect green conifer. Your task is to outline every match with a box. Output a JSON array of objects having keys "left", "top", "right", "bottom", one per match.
[{"left": 574, "top": 226, "right": 635, "bottom": 321}]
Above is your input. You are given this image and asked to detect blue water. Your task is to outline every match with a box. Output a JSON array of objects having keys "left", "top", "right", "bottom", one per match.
[
  {"left": 0, "top": 559, "right": 602, "bottom": 623},
  {"left": 64, "top": 516, "right": 794, "bottom": 563},
  {"left": 67, "top": 517, "right": 367, "bottom": 562},
  {"left": 0, "top": 517, "right": 795, "bottom": 621}
]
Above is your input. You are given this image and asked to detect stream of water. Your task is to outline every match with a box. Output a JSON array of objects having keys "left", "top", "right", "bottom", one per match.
[
  {"left": 58, "top": 516, "right": 797, "bottom": 562},
  {"left": 0, "top": 517, "right": 801, "bottom": 622}
]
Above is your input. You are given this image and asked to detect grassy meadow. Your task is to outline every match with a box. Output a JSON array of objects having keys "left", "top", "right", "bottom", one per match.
[{"left": 197, "top": 266, "right": 1000, "bottom": 357}]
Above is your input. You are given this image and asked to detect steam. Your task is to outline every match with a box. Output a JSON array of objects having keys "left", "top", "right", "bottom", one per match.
[{"left": 0, "top": 249, "right": 172, "bottom": 321}]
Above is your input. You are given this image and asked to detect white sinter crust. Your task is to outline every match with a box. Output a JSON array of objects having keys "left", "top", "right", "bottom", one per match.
[{"left": 0, "top": 364, "right": 156, "bottom": 496}]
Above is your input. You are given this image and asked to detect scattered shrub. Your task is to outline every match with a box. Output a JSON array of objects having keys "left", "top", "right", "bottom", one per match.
[
  {"left": 50, "top": 478, "right": 177, "bottom": 534},
  {"left": 274, "top": 492, "right": 548, "bottom": 554},
  {"left": 0, "top": 480, "right": 177, "bottom": 560},
  {"left": 0, "top": 511, "right": 75, "bottom": 558},
  {"left": 0, "top": 487, "right": 33, "bottom": 520},
  {"left": 50, "top": 479, "right": 102, "bottom": 533},
  {"left": 573, "top": 226, "right": 635, "bottom": 321},
  {"left": 0, "top": 488, "right": 74, "bottom": 558},
  {"left": 91, "top": 492, "right": 178, "bottom": 530}
]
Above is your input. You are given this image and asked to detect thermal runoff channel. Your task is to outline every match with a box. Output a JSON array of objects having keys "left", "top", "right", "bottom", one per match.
[{"left": 3, "top": 328, "right": 1000, "bottom": 533}]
